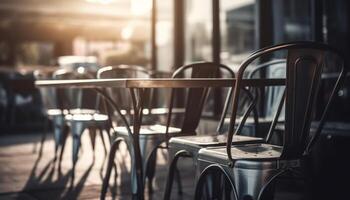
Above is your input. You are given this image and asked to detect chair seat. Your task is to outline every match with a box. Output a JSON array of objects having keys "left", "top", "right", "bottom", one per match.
[
  {"left": 47, "top": 109, "right": 64, "bottom": 116},
  {"left": 47, "top": 108, "right": 97, "bottom": 116},
  {"left": 170, "top": 135, "right": 263, "bottom": 147},
  {"left": 65, "top": 113, "right": 108, "bottom": 122},
  {"left": 149, "top": 108, "right": 185, "bottom": 115},
  {"left": 115, "top": 124, "right": 182, "bottom": 136},
  {"left": 117, "top": 108, "right": 185, "bottom": 115},
  {"left": 198, "top": 143, "right": 282, "bottom": 165},
  {"left": 224, "top": 117, "right": 277, "bottom": 124},
  {"left": 67, "top": 109, "right": 97, "bottom": 115}
]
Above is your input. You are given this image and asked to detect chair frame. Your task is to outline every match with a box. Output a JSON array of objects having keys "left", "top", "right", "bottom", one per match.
[
  {"left": 195, "top": 42, "right": 347, "bottom": 200},
  {"left": 33, "top": 69, "right": 70, "bottom": 166},
  {"left": 53, "top": 68, "right": 110, "bottom": 185},
  {"left": 97, "top": 65, "right": 152, "bottom": 199},
  {"left": 163, "top": 60, "right": 287, "bottom": 200}
]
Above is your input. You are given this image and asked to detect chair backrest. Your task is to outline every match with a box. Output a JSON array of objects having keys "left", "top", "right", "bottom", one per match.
[
  {"left": 97, "top": 65, "right": 150, "bottom": 79},
  {"left": 248, "top": 59, "right": 286, "bottom": 120},
  {"left": 223, "top": 60, "right": 287, "bottom": 140},
  {"left": 226, "top": 42, "right": 347, "bottom": 162},
  {"left": 33, "top": 69, "right": 58, "bottom": 113},
  {"left": 53, "top": 68, "right": 97, "bottom": 111},
  {"left": 97, "top": 65, "right": 151, "bottom": 119},
  {"left": 166, "top": 62, "right": 235, "bottom": 136}
]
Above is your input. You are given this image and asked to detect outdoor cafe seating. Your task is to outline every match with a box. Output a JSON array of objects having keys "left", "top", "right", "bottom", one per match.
[
  {"left": 2, "top": 1, "right": 350, "bottom": 199},
  {"left": 28, "top": 41, "right": 346, "bottom": 200},
  {"left": 1, "top": 38, "right": 349, "bottom": 200}
]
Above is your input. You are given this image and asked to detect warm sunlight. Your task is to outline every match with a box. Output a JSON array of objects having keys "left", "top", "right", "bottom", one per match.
[
  {"left": 121, "top": 24, "right": 134, "bottom": 40},
  {"left": 130, "top": 0, "right": 152, "bottom": 16},
  {"left": 85, "top": 0, "right": 117, "bottom": 4}
]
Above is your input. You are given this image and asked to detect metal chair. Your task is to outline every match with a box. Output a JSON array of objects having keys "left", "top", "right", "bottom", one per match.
[
  {"left": 100, "top": 62, "right": 235, "bottom": 199},
  {"left": 97, "top": 65, "right": 154, "bottom": 198},
  {"left": 162, "top": 61, "right": 286, "bottom": 199},
  {"left": 53, "top": 68, "right": 110, "bottom": 184},
  {"left": 194, "top": 42, "right": 347, "bottom": 200},
  {"left": 97, "top": 65, "right": 153, "bottom": 124},
  {"left": 33, "top": 69, "right": 70, "bottom": 162}
]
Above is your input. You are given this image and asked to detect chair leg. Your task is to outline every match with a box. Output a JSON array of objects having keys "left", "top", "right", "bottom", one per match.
[
  {"left": 257, "top": 169, "right": 288, "bottom": 200},
  {"left": 163, "top": 150, "right": 190, "bottom": 200},
  {"left": 194, "top": 165, "right": 237, "bottom": 200},
  {"left": 58, "top": 124, "right": 69, "bottom": 174},
  {"left": 105, "top": 126, "right": 112, "bottom": 144},
  {"left": 89, "top": 127, "right": 97, "bottom": 162},
  {"left": 71, "top": 134, "right": 81, "bottom": 186},
  {"left": 175, "top": 167, "right": 183, "bottom": 195},
  {"left": 99, "top": 128, "right": 108, "bottom": 155},
  {"left": 101, "top": 138, "right": 122, "bottom": 200},
  {"left": 145, "top": 148, "right": 157, "bottom": 194},
  {"left": 53, "top": 124, "right": 62, "bottom": 161},
  {"left": 53, "top": 116, "right": 65, "bottom": 161},
  {"left": 37, "top": 117, "right": 49, "bottom": 156},
  {"left": 70, "top": 122, "right": 84, "bottom": 186}
]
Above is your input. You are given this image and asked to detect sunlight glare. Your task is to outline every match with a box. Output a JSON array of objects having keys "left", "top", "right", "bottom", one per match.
[
  {"left": 121, "top": 25, "right": 134, "bottom": 40},
  {"left": 85, "top": 0, "right": 116, "bottom": 4},
  {"left": 131, "top": 0, "right": 152, "bottom": 16}
]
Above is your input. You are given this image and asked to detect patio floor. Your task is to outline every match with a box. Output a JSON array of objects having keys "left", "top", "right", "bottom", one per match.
[
  {"left": 0, "top": 131, "right": 195, "bottom": 200},
  {"left": 0, "top": 130, "right": 312, "bottom": 200}
]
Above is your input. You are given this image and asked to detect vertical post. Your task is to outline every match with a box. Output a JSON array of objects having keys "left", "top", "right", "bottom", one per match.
[
  {"left": 212, "top": 0, "right": 221, "bottom": 64},
  {"left": 7, "top": 40, "right": 16, "bottom": 66},
  {"left": 271, "top": 0, "right": 283, "bottom": 44},
  {"left": 311, "top": 0, "right": 324, "bottom": 42},
  {"left": 212, "top": 0, "right": 222, "bottom": 117},
  {"left": 151, "top": 0, "right": 157, "bottom": 71},
  {"left": 255, "top": 0, "right": 273, "bottom": 49},
  {"left": 7, "top": 23, "right": 16, "bottom": 66},
  {"left": 255, "top": 0, "right": 273, "bottom": 117},
  {"left": 54, "top": 39, "right": 74, "bottom": 57},
  {"left": 173, "top": 0, "right": 185, "bottom": 70}
]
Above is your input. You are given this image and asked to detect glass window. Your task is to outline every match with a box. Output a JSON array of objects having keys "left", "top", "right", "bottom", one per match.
[
  {"left": 156, "top": 0, "right": 174, "bottom": 71},
  {"left": 272, "top": 0, "right": 312, "bottom": 43},
  {"left": 15, "top": 42, "right": 54, "bottom": 66},
  {"left": 220, "top": 0, "right": 256, "bottom": 70},
  {"left": 72, "top": 0, "right": 154, "bottom": 68},
  {"left": 185, "top": 0, "right": 212, "bottom": 63}
]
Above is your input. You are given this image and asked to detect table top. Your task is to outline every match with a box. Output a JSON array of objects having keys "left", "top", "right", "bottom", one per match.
[{"left": 35, "top": 78, "right": 285, "bottom": 88}]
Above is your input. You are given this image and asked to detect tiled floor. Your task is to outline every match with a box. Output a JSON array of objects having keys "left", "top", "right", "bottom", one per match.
[{"left": 0, "top": 132, "right": 195, "bottom": 200}]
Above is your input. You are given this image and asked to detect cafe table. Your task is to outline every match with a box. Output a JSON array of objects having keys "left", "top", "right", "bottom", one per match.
[{"left": 35, "top": 77, "right": 284, "bottom": 199}]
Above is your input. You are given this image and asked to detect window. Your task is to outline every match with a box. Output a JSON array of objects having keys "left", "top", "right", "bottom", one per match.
[
  {"left": 15, "top": 42, "right": 54, "bottom": 66},
  {"left": 220, "top": 0, "right": 255, "bottom": 70},
  {"left": 272, "top": 0, "right": 312, "bottom": 43},
  {"left": 185, "top": 0, "right": 212, "bottom": 63},
  {"left": 156, "top": 0, "right": 174, "bottom": 71}
]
